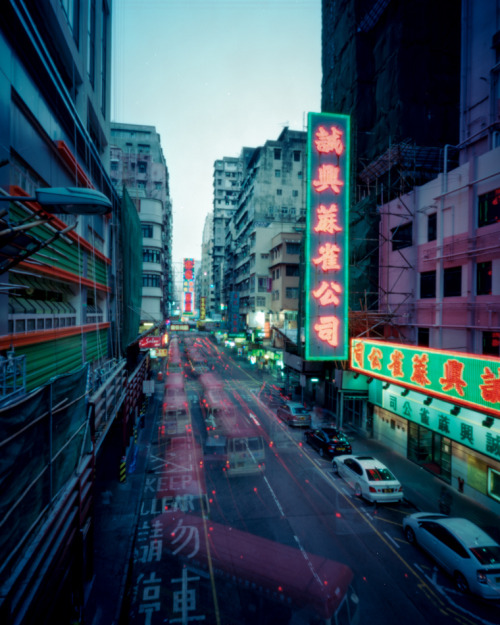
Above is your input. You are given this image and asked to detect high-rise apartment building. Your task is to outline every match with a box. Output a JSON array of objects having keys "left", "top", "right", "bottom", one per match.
[
  {"left": 322, "top": 0, "right": 461, "bottom": 313},
  {"left": 110, "top": 123, "right": 173, "bottom": 325},
  {"left": 212, "top": 152, "right": 252, "bottom": 319},
  {"left": 225, "top": 128, "right": 307, "bottom": 330},
  {"left": 199, "top": 212, "right": 215, "bottom": 318},
  {"left": 0, "top": 3, "right": 148, "bottom": 623}
]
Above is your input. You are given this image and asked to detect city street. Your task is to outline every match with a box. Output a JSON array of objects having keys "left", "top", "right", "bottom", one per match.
[{"left": 110, "top": 338, "right": 499, "bottom": 625}]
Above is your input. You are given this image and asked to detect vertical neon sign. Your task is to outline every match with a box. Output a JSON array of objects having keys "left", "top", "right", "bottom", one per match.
[
  {"left": 183, "top": 258, "right": 195, "bottom": 315},
  {"left": 305, "top": 112, "right": 350, "bottom": 360}
]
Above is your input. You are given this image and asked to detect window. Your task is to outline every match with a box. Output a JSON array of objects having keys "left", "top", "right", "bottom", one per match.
[
  {"left": 142, "top": 224, "right": 153, "bottom": 238},
  {"left": 138, "top": 161, "right": 147, "bottom": 174},
  {"left": 276, "top": 189, "right": 282, "bottom": 196},
  {"left": 274, "top": 148, "right": 281, "bottom": 160},
  {"left": 143, "top": 248, "right": 160, "bottom": 263},
  {"left": 286, "top": 265, "right": 299, "bottom": 277},
  {"left": 293, "top": 151, "right": 301, "bottom": 162},
  {"left": 478, "top": 188, "right": 500, "bottom": 227},
  {"left": 391, "top": 222, "right": 413, "bottom": 250},
  {"left": 286, "top": 242, "right": 300, "bottom": 255},
  {"left": 427, "top": 213, "right": 437, "bottom": 242},
  {"left": 87, "top": 0, "right": 96, "bottom": 85},
  {"left": 292, "top": 190, "right": 298, "bottom": 197},
  {"left": 483, "top": 331, "right": 500, "bottom": 356},
  {"left": 101, "top": 1, "right": 108, "bottom": 115},
  {"left": 275, "top": 170, "right": 281, "bottom": 178},
  {"left": 477, "top": 261, "right": 492, "bottom": 295},
  {"left": 418, "top": 328, "right": 430, "bottom": 347},
  {"left": 443, "top": 266, "right": 462, "bottom": 297},
  {"left": 420, "top": 271, "right": 436, "bottom": 298},
  {"left": 61, "top": 0, "right": 79, "bottom": 44},
  {"left": 261, "top": 253, "right": 269, "bottom": 259},
  {"left": 142, "top": 274, "right": 161, "bottom": 288},
  {"left": 298, "top": 171, "right": 303, "bottom": 179},
  {"left": 286, "top": 287, "right": 299, "bottom": 299},
  {"left": 110, "top": 161, "right": 118, "bottom": 171}
]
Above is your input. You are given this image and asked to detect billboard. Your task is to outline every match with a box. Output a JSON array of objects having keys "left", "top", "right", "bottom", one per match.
[
  {"left": 351, "top": 338, "right": 500, "bottom": 418},
  {"left": 183, "top": 258, "right": 195, "bottom": 315},
  {"left": 305, "top": 112, "right": 350, "bottom": 361}
]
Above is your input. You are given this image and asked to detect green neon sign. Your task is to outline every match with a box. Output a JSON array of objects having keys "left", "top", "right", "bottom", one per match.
[
  {"left": 351, "top": 338, "right": 500, "bottom": 418},
  {"left": 305, "top": 112, "right": 350, "bottom": 361}
]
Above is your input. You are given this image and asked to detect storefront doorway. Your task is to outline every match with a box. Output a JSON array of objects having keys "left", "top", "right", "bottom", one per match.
[{"left": 408, "top": 422, "right": 452, "bottom": 483}]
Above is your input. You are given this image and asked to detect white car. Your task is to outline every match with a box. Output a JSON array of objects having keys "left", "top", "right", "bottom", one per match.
[
  {"left": 332, "top": 455, "right": 404, "bottom": 503},
  {"left": 402, "top": 513, "right": 500, "bottom": 599}
]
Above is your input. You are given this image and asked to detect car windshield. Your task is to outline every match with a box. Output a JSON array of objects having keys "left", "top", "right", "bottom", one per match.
[
  {"left": 470, "top": 545, "right": 500, "bottom": 565},
  {"left": 366, "top": 467, "right": 396, "bottom": 481}
]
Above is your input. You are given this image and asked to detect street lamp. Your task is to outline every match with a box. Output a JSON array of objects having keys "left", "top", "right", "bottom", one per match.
[{"left": 0, "top": 187, "right": 112, "bottom": 215}]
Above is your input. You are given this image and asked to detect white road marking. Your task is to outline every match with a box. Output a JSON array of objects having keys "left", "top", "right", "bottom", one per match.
[
  {"left": 383, "top": 531, "right": 400, "bottom": 549},
  {"left": 263, "top": 475, "right": 285, "bottom": 517}
]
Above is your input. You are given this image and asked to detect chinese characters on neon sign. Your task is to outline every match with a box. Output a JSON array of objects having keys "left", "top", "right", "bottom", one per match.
[
  {"left": 183, "top": 258, "right": 195, "bottom": 315},
  {"left": 351, "top": 338, "right": 500, "bottom": 418},
  {"left": 305, "top": 112, "right": 350, "bottom": 360}
]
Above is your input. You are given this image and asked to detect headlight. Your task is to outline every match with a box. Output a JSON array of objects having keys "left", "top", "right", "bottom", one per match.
[{"left": 477, "top": 570, "right": 488, "bottom": 584}]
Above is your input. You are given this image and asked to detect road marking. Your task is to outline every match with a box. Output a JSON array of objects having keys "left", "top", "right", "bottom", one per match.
[
  {"left": 383, "top": 531, "right": 400, "bottom": 550},
  {"left": 262, "top": 475, "right": 285, "bottom": 517}
]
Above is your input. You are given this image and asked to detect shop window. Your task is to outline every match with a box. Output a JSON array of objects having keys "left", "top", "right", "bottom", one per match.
[
  {"left": 483, "top": 331, "right": 500, "bottom": 356},
  {"left": 427, "top": 213, "right": 437, "bottom": 242},
  {"left": 420, "top": 271, "right": 436, "bottom": 298},
  {"left": 443, "top": 266, "right": 462, "bottom": 297},
  {"left": 391, "top": 222, "right": 413, "bottom": 250},
  {"left": 477, "top": 260, "right": 492, "bottom": 295},
  {"left": 478, "top": 188, "right": 500, "bottom": 227}
]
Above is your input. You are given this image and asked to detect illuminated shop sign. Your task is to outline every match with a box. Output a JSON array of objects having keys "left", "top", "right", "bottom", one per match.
[
  {"left": 200, "top": 296, "right": 206, "bottom": 320},
  {"left": 305, "top": 112, "right": 350, "bottom": 361},
  {"left": 380, "top": 393, "right": 500, "bottom": 462},
  {"left": 183, "top": 258, "right": 195, "bottom": 315},
  {"left": 351, "top": 338, "right": 500, "bottom": 418}
]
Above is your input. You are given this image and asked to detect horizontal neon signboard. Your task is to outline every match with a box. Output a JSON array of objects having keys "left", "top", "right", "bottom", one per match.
[{"left": 351, "top": 338, "right": 500, "bottom": 417}]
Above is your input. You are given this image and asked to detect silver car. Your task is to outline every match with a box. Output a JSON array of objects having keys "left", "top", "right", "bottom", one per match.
[
  {"left": 276, "top": 401, "right": 312, "bottom": 427},
  {"left": 403, "top": 512, "right": 500, "bottom": 599},
  {"left": 332, "top": 454, "right": 404, "bottom": 503}
]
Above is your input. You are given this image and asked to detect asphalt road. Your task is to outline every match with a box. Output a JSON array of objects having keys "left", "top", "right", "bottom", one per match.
[{"left": 120, "top": 337, "right": 499, "bottom": 625}]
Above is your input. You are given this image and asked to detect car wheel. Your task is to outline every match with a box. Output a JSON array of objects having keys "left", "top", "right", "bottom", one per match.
[
  {"left": 454, "top": 572, "right": 469, "bottom": 594},
  {"left": 404, "top": 526, "right": 416, "bottom": 545},
  {"left": 319, "top": 448, "right": 324, "bottom": 458},
  {"left": 354, "top": 483, "right": 362, "bottom": 498},
  {"left": 332, "top": 460, "right": 339, "bottom": 474}
]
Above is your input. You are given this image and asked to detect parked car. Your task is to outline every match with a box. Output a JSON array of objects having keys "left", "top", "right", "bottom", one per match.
[
  {"left": 402, "top": 513, "right": 500, "bottom": 598},
  {"left": 332, "top": 455, "right": 404, "bottom": 503},
  {"left": 276, "top": 401, "right": 312, "bottom": 427},
  {"left": 304, "top": 427, "right": 351, "bottom": 459}
]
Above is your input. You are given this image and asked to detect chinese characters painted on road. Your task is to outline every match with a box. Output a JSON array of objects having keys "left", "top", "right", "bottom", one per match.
[
  {"left": 350, "top": 338, "right": 500, "bottom": 418},
  {"left": 306, "top": 112, "right": 350, "bottom": 360}
]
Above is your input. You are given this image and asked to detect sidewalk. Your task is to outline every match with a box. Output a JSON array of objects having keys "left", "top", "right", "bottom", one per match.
[
  {"left": 85, "top": 389, "right": 160, "bottom": 625},
  {"left": 345, "top": 429, "right": 500, "bottom": 543}
]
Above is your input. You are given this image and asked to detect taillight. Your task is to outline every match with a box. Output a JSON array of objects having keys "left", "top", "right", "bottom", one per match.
[{"left": 368, "top": 487, "right": 377, "bottom": 493}]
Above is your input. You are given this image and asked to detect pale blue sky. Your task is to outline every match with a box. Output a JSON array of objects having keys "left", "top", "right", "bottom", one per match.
[{"left": 112, "top": 0, "right": 321, "bottom": 266}]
